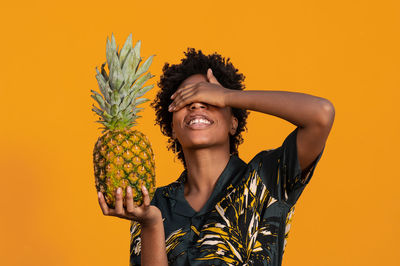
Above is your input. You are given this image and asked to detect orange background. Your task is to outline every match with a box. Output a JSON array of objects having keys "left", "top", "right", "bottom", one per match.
[{"left": 1, "top": 0, "right": 399, "bottom": 265}]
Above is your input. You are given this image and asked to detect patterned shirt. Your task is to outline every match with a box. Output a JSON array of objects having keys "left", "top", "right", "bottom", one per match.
[{"left": 130, "top": 127, "right": 324, "bottom": 265}]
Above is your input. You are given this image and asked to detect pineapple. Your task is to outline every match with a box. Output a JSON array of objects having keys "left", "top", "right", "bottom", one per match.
[{"left": 92, "top": 33, "right": 156, "bottom": 209}]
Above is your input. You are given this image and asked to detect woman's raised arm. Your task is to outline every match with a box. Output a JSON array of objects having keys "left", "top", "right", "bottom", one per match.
[{"left": 168, "top": 68, "right": 334, "bottom": 175}]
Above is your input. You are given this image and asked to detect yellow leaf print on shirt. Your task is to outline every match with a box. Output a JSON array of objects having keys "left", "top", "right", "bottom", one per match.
[{"left": 194, "top": 167, "right": 279, "bottom": 265}]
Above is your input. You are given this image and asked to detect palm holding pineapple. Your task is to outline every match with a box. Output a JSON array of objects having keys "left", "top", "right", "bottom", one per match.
[{"left": 97, "top": 183, "right": 162, "bottom": 224}]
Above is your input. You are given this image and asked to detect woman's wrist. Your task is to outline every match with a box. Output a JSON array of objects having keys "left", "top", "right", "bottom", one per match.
[
  {"left": 141, "top": 212, "right": 163, "bottom": 229},
  {"left": 224, "top": 89, "right": 244, "bottom": 108}
]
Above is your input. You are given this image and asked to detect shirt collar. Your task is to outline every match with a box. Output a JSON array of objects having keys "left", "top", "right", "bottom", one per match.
[{"left": 162, "top": 154, "right": 247, "bottom": 217}]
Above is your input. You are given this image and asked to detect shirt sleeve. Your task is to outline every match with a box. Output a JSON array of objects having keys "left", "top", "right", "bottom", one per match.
[
  {"left": 130, "top": 220, "right": 142, "bottom": 266},
  {"left": 279, "top": 126, "right": 325, "bottom": 206}
]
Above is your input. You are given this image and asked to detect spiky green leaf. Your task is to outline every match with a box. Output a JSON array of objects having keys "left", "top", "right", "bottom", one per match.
[
  {"left": 119, "top": 81, "right": 128, "bottom": 99},
  {"left": 110, "top": 33, "right": 117, "bottom": 52},
  {"left": 109, "top": 55, "right": 124, "bottom": 91},
  {"left": 119, "top": 33, "right": 132, "bottom": 66},
  {"left": 135, "top": 97, "right": 150, "bottom": 106},
  {"left": 106, "top": 37, "right": 112, "bottom": 68},
  {"left": 116, "top": 111, "right": 123, "bottom": 120},
  {"left": 95, "top": 68, "right": 111, "bottom": 102},
  {"left": 119, "top": 71, "right": 153, "bottom": 110},
  {"left": 106, "top": 37, "right": 116, "bottom": 72},
  {"left": 133, "top": 107, "right": 144, "bottom": 114},
  {"left": 119, "top": 50, "right": 136, "bottom": 98},
  {"left": 111, "top": 90, "right": 121, "bottom": 106},
  {"left": 101, "top": 62, "right": 109, "bottom": 81},
  {"left": 91, "top": 93, "right": 106, "bottom": 110},
  {"left": 121, "top": 108, "right": 133, "bottom": 118},
  {"left": 122, "top": 50, "right": 135, "bottom": 81},
  {"left": 131, "top": 73, "right": 154, "bottom": 94},
  {"left": 111, "top": 104, "right": 118, "bottom": 116},
  {"left": 133, "top": 40, "right": 141, "bottom": 61},
  {"left": 110, "top": 116, "right": 119, "bottom": 128},
  {"left": 134, "top": 55, "right": 155, "bottom": 79},
  {"left": 92, "top": 106, "right": 103, "bottom": 116},
  {"left": 102, "top": 111, "right": 112, "bottom": 122},
  {"left": 119, "top": 90, "right": 135, "bottom": 111},
  {"left": 133, "top": 55, "right": 141, "bottom": 74},
  {"left": 134, "top": 84, "right": 154, "bottom": 99},
  {"left": 104, "top": 101, "right": 111, "bottom": 114},
  {"left": 125, "top": 51, "right": 141, "bottom": 88},
  {"left": 96, "top": 120, "right": 108, "bottom": 126},
  {"left": 91, "top": 89, "right": 104, "bottom": 101}
]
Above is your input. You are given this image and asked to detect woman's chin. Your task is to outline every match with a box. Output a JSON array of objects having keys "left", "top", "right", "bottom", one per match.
[
  {"left": 179, "top": 132, "right": 229, "bottom": 150},
  {"left": 184, "top": 142, "right": 214, "bottom": 150},
  {"left": 182, "top": 138, "right": 228, "bottom": 151}
]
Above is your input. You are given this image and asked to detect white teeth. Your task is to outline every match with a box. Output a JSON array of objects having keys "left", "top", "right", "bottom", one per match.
[{"left": 189, "top": 118, "right": 211, "bottom": 125}]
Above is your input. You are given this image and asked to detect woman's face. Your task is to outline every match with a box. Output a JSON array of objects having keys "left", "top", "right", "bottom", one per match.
[{"left": 171, "top": 74, "right": 238, "bottom": 151}]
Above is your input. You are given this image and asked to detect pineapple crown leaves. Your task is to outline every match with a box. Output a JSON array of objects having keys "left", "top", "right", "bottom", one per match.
[{"left": 92, "top": 33, "right": 155, "bottom": 133}]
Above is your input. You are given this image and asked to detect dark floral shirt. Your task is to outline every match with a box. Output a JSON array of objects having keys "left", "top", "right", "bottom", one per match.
[{"left": 130, "top": 127, "right": 324, "bottom": 265}]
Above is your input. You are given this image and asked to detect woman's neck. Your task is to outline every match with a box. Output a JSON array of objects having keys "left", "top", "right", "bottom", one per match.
[{"left": 182, "top": 146, "right": 231, "bottom": 196}]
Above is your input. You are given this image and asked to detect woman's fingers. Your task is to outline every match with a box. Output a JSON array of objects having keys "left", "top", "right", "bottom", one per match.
[
  {"left": 114, "top": 187, "right": 125, "bottom": 216},
  {"left": 207, "top": 68, "right": 221, "bottom": 85},
  {"left": 171, "top": 84, "right": 195, "bottom": 99},
  {"left": 98, "top": 191, "right": 110, "bottom": 215},
  {"left": 174, "top": 86, "right": 195, "bottom": 102},
  {"left": 169, "top": 87, "right": 196, "bottom": 111},
  {"left": 98, "top": 184, "right": 154, "bottom": 222},
  {"left": 142, "top": 185, "right": 150, "bottom": 207},
  {"left": 125, "top": 186, "right": 136, "bottom": 213},
  {"left": 170, "top": 91, "right": 197, "bottom": 111}
]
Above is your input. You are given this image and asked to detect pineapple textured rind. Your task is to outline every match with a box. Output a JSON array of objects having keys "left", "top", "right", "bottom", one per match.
[{"left": 93, "top": 129, "right": 155, "bottom": 208}]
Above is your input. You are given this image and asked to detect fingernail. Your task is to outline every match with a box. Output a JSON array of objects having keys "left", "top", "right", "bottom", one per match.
[
  {"left": 142, "top": 185, "right": 147, "bottom": 192},
  {"left": 117, "top": 187, "right": 121, "bottom": 194},
  {"left": 98, "top": 191, "right": 101, "bottom": 197},
  {"left": 127, "top": 186, "right": 132, "bottom": 193}
]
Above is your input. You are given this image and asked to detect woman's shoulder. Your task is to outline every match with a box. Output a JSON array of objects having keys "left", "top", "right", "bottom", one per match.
[
  {"left": 247, "top": 147, "right": 281, "bottom": 166},
  {"left": 150, "top": 174, "right": 185, "bottom": 205},
  {"left": 153, "top": 183, "right": 177, "bottom": 199}
]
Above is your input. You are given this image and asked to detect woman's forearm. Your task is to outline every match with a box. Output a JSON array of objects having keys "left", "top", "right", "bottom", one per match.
[
  {"left": 141, "top": 218, "right": 168, "bottom": 265},
  {"left": 225, "top": 90, "right": 334, "bottom": 127}
]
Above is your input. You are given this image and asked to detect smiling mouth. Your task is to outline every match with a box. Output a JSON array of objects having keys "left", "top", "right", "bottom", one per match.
[
  {"left": 188, "top": 118, "right": 211, "bottom": 125},
  {"left": 185, "top": 116, "right": 214, "bottom": 128}
]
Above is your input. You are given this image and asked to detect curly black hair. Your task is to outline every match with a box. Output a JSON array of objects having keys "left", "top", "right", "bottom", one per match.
[{"left": 150, "top": 48, "right": 249, "bottom": 169}]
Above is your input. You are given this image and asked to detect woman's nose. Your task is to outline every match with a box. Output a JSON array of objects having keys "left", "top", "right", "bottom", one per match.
[{"left": 189, "top": 102, "right": 207, "bottom": 110}]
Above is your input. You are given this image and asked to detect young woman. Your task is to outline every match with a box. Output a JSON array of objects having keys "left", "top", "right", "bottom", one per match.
[{"left": 98, "top": 48, "right": 335, "bottom": 265}]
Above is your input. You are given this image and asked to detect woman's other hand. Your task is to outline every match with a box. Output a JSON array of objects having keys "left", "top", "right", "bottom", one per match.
[
  {"left": 97, "top": 184, "right": 162, "bottom": 227},
  {"left": 168, "top": 68, "right": 232, "bottom": 112}
]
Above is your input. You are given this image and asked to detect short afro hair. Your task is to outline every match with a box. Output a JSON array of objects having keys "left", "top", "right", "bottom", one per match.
[{"left": 151, "top": 48, "right": 249, "bottom": 168}]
